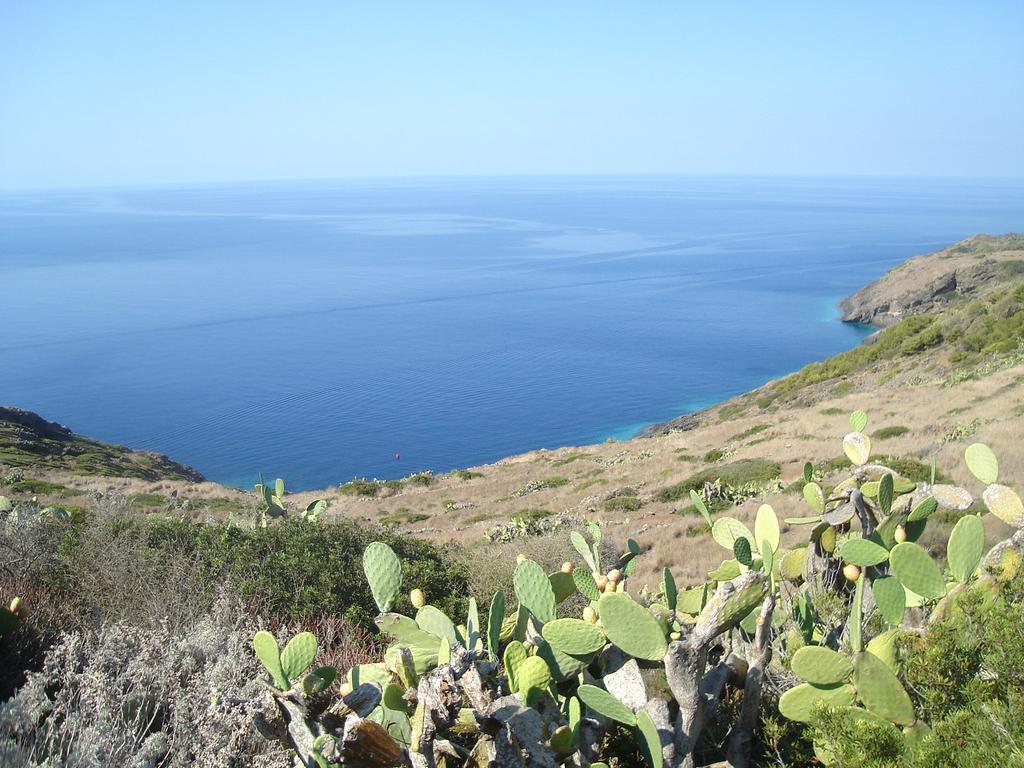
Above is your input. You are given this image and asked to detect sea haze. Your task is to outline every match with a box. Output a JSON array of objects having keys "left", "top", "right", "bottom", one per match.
[{"left": 2, "top": 175, "right": 1023, "bottom": 489}]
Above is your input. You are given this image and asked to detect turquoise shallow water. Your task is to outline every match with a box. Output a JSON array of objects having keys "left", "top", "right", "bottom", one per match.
[{"left": 1, "top": 175, "right": 1022, "bottom": 489}]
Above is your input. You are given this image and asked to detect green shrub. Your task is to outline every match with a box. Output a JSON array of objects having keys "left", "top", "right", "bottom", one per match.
[
  {"left": 54, "top": 515, "right": 469, "bottom": 631},
  {"left": 128, "top": 492, "right": 167, "bottom": 507},
  {"left": 379, "top": 510, "right": 430, "bottom": 526},
  {"left": 703, "top": 448, "right": 728, "bottom": 463},
  {"left": 770, "top": 315, "right": 940, "bottom": 398},
  {"left": 603, "top": 495, "right": 641, "bottom": 512},
  {"left": 811, "top": 571, "right": 1024, "bottom": 768},
  {"left": 727, "top": 423, "right": 770, "bottom": 442},
  {"left": 512, "top": 508, "right": 552, "bottom": 522},
  {"left": 872, "top": 425, "right": 910, "bottom": 440},
  {"left": 655, "top": 458, "right": 781, "bottom": 503},
  {"left": 338, "top": 478, "right": 381, "bottom": 497},
  {"left": 552, "top": 451, "right": 592, "bottom": 467},
  {"left": 8, "top": 479, "right": 81, "bottom": 496},
  {"left": 511, "top": 476, "right": 569, "bottom": 496},
  {"left": 717, "top": 403, "right": 747, "bottom": 421}
]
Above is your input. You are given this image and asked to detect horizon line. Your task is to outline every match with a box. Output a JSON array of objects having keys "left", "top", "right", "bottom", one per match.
[{"left": 4, "top": 170, "right": 1024, "bottom": 195}]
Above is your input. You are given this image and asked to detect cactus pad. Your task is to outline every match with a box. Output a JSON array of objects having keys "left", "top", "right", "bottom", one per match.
[
  {"left": 866, "top": 629, "right": 900, "bottom": 672},
  {"left": 779, "top": 682, "right": 855, "bottom": 722},
  {"left": 699, "top": 572, "right": 768, "bottom": 630},
  {"left": 598, "top": 592, "right": 668, "bottom": 661},
  {"left": 761, "top": 540, "right": 775, "bottom": 581},
  {"left": 890, "top": 542, "right": 945, "bottom": 600},
  {"left": 689, "top": 489, "right": 713, "bottom": 525},
  {"left": 280, "top": 632, "right": 317, "bottom": 684},
  {"left": 878, "top": 473, "right": 894, "bottom": 516},
  {"left": 947, "top": 514, "right": 985, "bottom": 583},
  {"left": 572, "top": 568, "right": 601, "bottom": 601},
  {"left": 755, "top": 504, "right": 781, "bottom": 553},
  {"left": 839, "top": 538, "right": 890, "bottom": 567},
  {"left": 850, "top": 410, "right": 868, "bottom": 433},
  {"left": 347, "top": 662, "right": 390, "bottom": 688},
  {"left": 416, "top": 605, "right": 458, "bottom": 644},
  {"left": 803, "top": 482, "right": 825, "bottom": 513},
  {"left": 577, "top": 684, "right": 637, "bottom": 725},
  {"left": 487, "top": 591, "right": 504, "bottom": 660},
  {"left": 570, "top": 531, "right": 597, "bottom": 572},
  {"left": 503, "top": 640, "right": 528, "bottom": 691},
  {"left": 708, "top": 559, "right": 741, "bottom": 581},
  {"left": 930, "top": 484, "right": 973, "bottom": 511},
  {"left": 662, "top": 567, "right": 678, "bottom": 611},
  {"left": 907, "top": 496, "right": 937, "bottom": 522},
  {"left": 302, "top": 666, "right": 337, "bottom": 696},
  {"left": 549, "top": 571, "right": 577, "bottom": 604},
  {"left": 983, "top": 484, "right": 1024, "bottom": 526},
  {"left": 843, "top": 432, "right": 871, "bottom": 466},
  {"left": 712, "top": 517, "right": 755, "bottom": 552},
  {"left": 780, "top": 547, "right": 808, "bottom": 582},
  {"left": 677, "top": 585, "right": 708, "bottom": 615},
  {"left": 871, "top": 576, "right": 906, "bottom": 626},
  {"left": 852, "top": 651, "right": 915, "bottom": 725},
  {"left": 965, "top": 443, "right": 999, "bottom": 485},
  {"left": 377, "top": 613, "right": 436, "bottom": 645},
  {"left": 536, "top": 640, "right": 594, "bottom": 682},
  {"left": 733, "top": 537, "right": 753, "bottom": 567},
  {"left": 253, "top": 631, "right": 288, "bottom": 690},
  {"left": 791, "top": 646, "right": 853, "bottom": 685},
  {"left": 636, "top": 708, "right": 664, "bottom": 768},
  {"left": 550, "top": 725, "right": 574, "bottom": 754},
  {"left": 513, "top": 558, "right": 557, "bottom": 624},
  {"left": 542, "top": 618, "right": 606, "bottom": 656},
  {"left": 516, "top": 655, "right": 552, "bottom": 705},
  {"left": 823, "top": 501, "right": 855, "bottom": 526},
  {"left": 363, "top": 542, "right": 403, "bottom": 613}
]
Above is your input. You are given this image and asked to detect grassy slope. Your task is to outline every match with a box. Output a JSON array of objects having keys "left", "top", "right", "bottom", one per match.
[{"left": 4, "top": 234, "right": 1023, "bottom": 592}]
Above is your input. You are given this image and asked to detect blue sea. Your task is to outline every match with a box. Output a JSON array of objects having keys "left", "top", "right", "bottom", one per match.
[{"left": 2, "top": 176, "right": 1023, "bottom": 489}]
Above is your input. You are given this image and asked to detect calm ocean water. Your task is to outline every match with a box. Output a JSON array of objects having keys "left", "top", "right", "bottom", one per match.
[{"left": 2, "top": 176, "right": 1023, "bottom": 489}]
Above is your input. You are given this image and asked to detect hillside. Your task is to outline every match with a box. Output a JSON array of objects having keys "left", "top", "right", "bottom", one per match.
[
  {"left": 2, "top": 233, "right": 1023, "bottom": 592},
  {"left": 0, "top": 407, "right": 204, "bottom": 482}
]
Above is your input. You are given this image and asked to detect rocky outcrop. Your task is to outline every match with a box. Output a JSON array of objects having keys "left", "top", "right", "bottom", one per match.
[
  {"left": 839, "top": 234, "right": 1024, "bottom": 327},
  {"left": 0, "top": 406, "right": 205, "bottom": 482}
]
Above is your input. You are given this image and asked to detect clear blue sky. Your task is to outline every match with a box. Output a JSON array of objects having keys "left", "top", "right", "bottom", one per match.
[{"left": 2, "top": 1, "right": 1022, "bottom": 188}]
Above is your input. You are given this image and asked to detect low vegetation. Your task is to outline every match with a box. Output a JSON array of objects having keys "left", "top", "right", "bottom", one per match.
[
  {"left": 654, "top": 457, "right": 782, "bottom": 503},
  {"left": 2, "top": 398, "right": 1023, "bottom": 768},
  {"left": 138, "top": 413, "right": 1021, "bottom": 768}
]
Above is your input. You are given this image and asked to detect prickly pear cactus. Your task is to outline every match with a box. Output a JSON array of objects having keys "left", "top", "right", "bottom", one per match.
[
  {"left": 598, "top": 592, "right": 667, "bottom": 661},
  {"left": 363, "top": 541, "right": 403, "bottom": 613},
  {"left": 249, "top": 426, "right": 1024, "bottom": 768}
]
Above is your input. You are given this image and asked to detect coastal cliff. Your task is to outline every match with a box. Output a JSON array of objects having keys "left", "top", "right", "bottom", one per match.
[
  {"left": 839, "top": 233, "right": 1024, "bottom": 326},
  {"left": 0, "top": 406, "right": 204, "bottom": 482}
]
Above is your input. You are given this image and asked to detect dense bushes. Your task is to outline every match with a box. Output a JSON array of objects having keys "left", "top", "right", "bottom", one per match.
[
  {"left": 50, "top": 513, "right": 470, "bottom": 631},
  {"left": 810, "top": 568, "right": 1024, "bottom": 767},
  {"left": 770, "top": 315, "right": 941, "bottom": 397},
  {"left": 654, "top": 457, "right": 781, "bottom": 502}
]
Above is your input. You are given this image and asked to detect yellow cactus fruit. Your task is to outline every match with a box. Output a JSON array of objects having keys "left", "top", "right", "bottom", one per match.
[
  {"left": 583, "top": 606, "right": 598, "bottom": 624},
  {"left": 560, "top": 561, "right": 574, "bottom": 574},
  {"left": 894, "top": 525, "right": 907, "bottom": 543},
  {"left": 607, "top": 569, "right": 622, "bottom": 584},
  {"left": 595, "top": 574, "right": 609, "bottom": 591},
  {"left": 843, "top": 564, "right": 862, "bottom": 582},
  {"left": 410, "top": 589, "right": 426, "bottom": 609}
]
